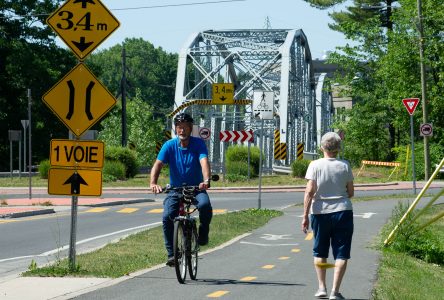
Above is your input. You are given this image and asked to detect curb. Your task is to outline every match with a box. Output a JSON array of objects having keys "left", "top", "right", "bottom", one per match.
[{"left": 0, "top": 208, "right": 55, "bottom": 219}]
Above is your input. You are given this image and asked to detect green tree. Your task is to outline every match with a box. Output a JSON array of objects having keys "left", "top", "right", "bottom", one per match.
[
  {"left": 0, "top": 0, "right": 76, "bottom": 170},
  {"left": 97, "top": 89, "right": 164, "bottom": 166},
  {"left": 304, "top": 0, "right": 444, "bottom": 175},
  {"left": 86, "top": 38, "right": 178, "bottom": 117}
]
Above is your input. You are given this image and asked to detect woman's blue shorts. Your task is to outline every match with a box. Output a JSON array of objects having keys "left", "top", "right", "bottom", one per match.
[{"left": 310, "top": 210, "right": 354, "bottom": 260}]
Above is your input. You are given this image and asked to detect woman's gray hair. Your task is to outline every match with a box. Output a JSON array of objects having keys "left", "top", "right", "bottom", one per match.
[{"left": 320, "top": 132, "right": 342, "bottom": 152}]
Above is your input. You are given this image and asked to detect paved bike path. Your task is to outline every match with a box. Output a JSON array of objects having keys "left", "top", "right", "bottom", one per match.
[{"left": 68, "top": 199, "right": 395, "bottom": 300}]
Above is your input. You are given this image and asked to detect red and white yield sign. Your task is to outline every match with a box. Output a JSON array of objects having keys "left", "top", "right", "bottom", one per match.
[
  {"left": 402, "top": 98, "right": 420, "bottom": 115},
  {"left": 219, "top": 130, "right": 254, "bottom": 142}
]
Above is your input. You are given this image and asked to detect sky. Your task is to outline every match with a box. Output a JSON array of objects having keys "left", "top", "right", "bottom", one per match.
[{"left": 61, "top": 0, "right": 352, "bottom": 59}]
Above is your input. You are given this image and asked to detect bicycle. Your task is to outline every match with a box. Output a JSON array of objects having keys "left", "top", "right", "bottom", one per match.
[
  {"left": 163, "top": 185, "right": 200, "bottom": 283},
  {"left": 163, "top": 175, "right": 218, "bottom": 284}
]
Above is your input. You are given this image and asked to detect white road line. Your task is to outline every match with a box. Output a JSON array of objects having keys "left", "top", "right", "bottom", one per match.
[
  {"left": 240, "top": 241, "right": 299, "bottom": 247},
  {"left": 0, "top": 222, "right": 162, "bottom": 262}
]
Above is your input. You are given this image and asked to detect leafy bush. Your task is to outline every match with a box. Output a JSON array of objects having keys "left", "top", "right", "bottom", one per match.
[
  {"left": 105, "top": 146, "right": 139, "bottom": 178},
  {"left": 225, "top": 145, "right": 261, "bottom": 180},
  {"left": 38, "top": 159, "right": 50, "bottom": 179},
  {"left": 226, "top": 160, "right": 250, "bottom": 177},
  {"left": 224, "top": 173, "right": 249, "bottom": 182},
  {"left": 103, "top": 160, "right": 126, "bottom": 182},
  {"left": 291, "top": 159, "right": 311, "bottom": 178}
]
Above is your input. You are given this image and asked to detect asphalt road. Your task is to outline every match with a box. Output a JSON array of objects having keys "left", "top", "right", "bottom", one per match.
[
  {"left": 0, "top": 189, "right": 440, "bottom": 280},
  {"left": 72, "top": 198, "right": 402, "bottom": 300}
]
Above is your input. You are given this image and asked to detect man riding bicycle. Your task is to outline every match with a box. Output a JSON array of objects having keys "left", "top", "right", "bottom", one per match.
[{"left": 150, "top": 113, "right": 213, "bottom": 267}]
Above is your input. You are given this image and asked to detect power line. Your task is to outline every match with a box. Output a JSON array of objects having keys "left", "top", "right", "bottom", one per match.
[
  {"left": 0, "top": 0, "right": 247, "bottom": 19},
  {"left": 112, "top": 0, "right": 247, "bottom": 11}
]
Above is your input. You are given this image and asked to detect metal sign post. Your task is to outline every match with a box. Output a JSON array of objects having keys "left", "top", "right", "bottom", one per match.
[
  {"left": 21, "top": 120, "right": 29, "bottom": 173},
  {"left": 409, "top": 114, "right": 417, "bottom": 195},
  {"left": 402, "top": 98, "right": 419, "bottom": 194},
  {"left": 69, "top": 195, "right": 78, "bottom": 270},
  {"left": 253, "top": 90, "right": 274, "bottom": 209},
  {"left": 28, "top": 89, "right": 32, "bottom": 199}
]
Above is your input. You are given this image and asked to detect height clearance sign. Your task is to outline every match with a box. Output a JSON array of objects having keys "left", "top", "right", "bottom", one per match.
[{"left": 46, "top": 0, "right": 120, "bottom": 60}]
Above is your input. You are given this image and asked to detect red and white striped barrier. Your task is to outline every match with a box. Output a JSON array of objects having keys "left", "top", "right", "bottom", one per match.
[{"left": 219, "top": 130, "right": 254, "bottom": 142}]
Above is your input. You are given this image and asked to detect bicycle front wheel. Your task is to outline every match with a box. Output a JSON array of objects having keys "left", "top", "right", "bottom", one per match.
[
  {"left": 188, "top": 221, "right": 199, "bottom": 280},
  {"left": 173, "top": 220, "right": 187, "bottom": 284}
]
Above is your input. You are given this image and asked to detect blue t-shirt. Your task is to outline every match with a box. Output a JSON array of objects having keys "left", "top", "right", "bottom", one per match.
[{"left": 157, "top": 136, "right": 208, "bottom": 187}]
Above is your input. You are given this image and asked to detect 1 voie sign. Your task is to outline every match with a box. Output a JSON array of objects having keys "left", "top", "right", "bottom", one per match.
[{"left": 50, "top": 139, "right": 104, "bottom": 168}]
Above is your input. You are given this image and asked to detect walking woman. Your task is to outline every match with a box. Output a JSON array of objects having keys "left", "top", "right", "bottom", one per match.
[{"left": 301, "top": 132, "right": 354, "bottom": 300}]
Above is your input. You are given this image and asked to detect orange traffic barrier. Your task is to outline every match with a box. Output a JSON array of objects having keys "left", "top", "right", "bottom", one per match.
[{"left": 356, "top": 160, "right": 401, "bottom": 180}]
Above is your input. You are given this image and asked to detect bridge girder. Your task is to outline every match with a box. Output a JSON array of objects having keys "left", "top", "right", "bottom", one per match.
[{"left": 173, "top": 29, "right": 328, "bottom": 167}]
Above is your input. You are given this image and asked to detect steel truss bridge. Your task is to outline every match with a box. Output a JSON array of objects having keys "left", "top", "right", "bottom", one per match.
[{"left": 172, "top": 29, "right": 333, "bottom": 171}]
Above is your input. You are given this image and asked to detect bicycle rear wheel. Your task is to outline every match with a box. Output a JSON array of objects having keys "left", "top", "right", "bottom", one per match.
[
  {"left": 173, "top": 220, "right": 187, "bottom": 284},
  {"left": 188, "top": 221, "right": 199, "bottom": 280}
]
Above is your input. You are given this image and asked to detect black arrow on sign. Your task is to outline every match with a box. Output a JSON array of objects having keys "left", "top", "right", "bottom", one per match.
[
  {"left": 219, "top": 96, "right": 227, "bottom": 102},
  {"left": 63, "top": 172, "right": 88, "bottom": 195},
  {"left": 73, "top": 0, "right": 96, "bottom": 9},
  {"left": 72, "top": 37, "right": 94, "bottom": 52}
]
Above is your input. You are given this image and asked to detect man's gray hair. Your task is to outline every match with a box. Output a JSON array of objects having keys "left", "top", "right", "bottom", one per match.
[{"left": 320, "top": 132, "right": 342, "bottom": 152}]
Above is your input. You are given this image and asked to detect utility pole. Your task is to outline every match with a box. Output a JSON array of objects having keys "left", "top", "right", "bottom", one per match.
[
  {"left": 417, "top": 0, "right": 430, "bottom": 180},
  {"left": 121, "top": 45, "right": 127, "bottom": 147},
  {"left": 27, "top": 89, "right": 32, "bottom": 199}
]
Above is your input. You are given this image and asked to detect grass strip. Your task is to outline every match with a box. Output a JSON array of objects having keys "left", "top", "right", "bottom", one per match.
[
  {"left": 23, "top": 208, "right": 283, "bottom": 278},
  {"left": 373, "top": 204, "right": 444, "bottom": 299}
]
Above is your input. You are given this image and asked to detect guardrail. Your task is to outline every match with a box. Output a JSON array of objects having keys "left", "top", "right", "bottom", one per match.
[{"left": 272, "top": 165, "right": 292, "bottom": 174}]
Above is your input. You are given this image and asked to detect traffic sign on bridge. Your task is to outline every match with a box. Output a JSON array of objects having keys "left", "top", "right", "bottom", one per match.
[
  {"left": 46, "top": 0, "right": 120, "bottom": 60},
  {"left": 42, "top": 63, "right": 116, "bottom": 137},
  {"left": 212, "top": 83, "right": 234, "bottom": 104},
  {"left": 219, "top": 130, "right": 254, "bottom": 142}
]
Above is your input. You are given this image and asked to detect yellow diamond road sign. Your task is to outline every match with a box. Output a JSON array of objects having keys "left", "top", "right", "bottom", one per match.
[
  {"left": 42, "top": 63, "right": 116, "bottom": 137},
  {"left": 48, "top": 168, "right": 102, "bottom": 196},
  {"left": 47, "top": 0, "right": 120, "bottom": 60},
  {"left": 50, "top": 139, "right": 104, "bottom": 168},
  {"left": 212, "top": 83, "right": 234, "bottom": 104}
]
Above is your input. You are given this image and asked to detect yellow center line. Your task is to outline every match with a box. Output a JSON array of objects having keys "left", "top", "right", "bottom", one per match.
[
  {"left": 278, "top": 256, "right": 290, "bottom": 260},
  {"left": 85, "top": 207, "right": 109, "bottom": 213},
  {"left": 207, "top": 290, "right": 230, "bottom": 298},
  {"left": 291, "top": 248, "right": 301, "bottom": 253},
  {"left": 212, "top": 209, "right": 227, "bottom": 214},
  {"left": 147, "top": 208, "right": 164, "bottom": 213},
  {"left": 305, "top": 232, "right": 313, "bottom": 240},
  {"left": 0, "top": 219, "right": 18, "bottom": 224},
  {"left": 240, "top": 276, "right": 257, "bottom": 281},
  {"left": 262, "top": 264, "right": 275, "bottom": 269},
  {"left": 117, "top": 208, "right": 139, "bottom": 213}
]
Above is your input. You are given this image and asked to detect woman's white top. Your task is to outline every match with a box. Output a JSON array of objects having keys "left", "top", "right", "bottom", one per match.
[{"left": 305, "top": 158, "right": 354, "bottom": 214}]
